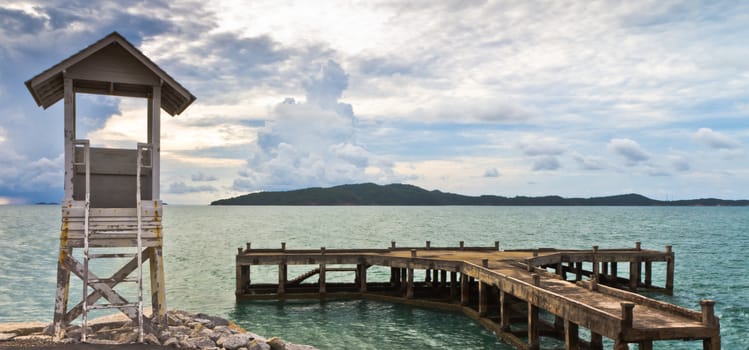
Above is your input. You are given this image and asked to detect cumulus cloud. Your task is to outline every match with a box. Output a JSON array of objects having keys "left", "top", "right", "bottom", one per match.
[
  {"left": 671, "top": 155, "right": 691, "bottom": 172},
  {"left": 573, "top": 155, "right": 606, "bottom": 171},
  {"left": 167, "top": 181, "right": 217, "bottom": 194},
  {"left": 191, "top": 172, "right": 218, "bottom": 182},
  {"left": 233, "top": 60, "right": 401, "bottom": 192},
  {"left": 693, "top": 128, "right": 741, "bottom": 150},
  {"left": 483, "top": 168, "right": 500, "bottom": 177},
  {"left": 607, "top": 138, "right": 649, "bottom": 165},
  {"left": 519, "top": 136, "right": 566, "bottom": 156},
  {"left": 532, "top": 156, "right": 561, "bottom": 171}
]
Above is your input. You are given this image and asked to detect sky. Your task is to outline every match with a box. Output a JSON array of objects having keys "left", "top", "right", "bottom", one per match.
[{"left": 1, "top": 0, "right": 748, "bottom": 205}]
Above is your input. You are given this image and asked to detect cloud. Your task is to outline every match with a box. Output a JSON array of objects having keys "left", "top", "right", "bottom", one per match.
[
  {"left": 532, "top": 156, "right": 561, "bottom": 171},
  {"left": 693, "top": 128, "right": 741, "bottom": 150},
  {"left": 233, "top": 60, "right": 402, "bottom": 192},
  {"left": 607, "top": 138, "right": 649, "bottom": 165},
  {"left": 671, "top": 155, "right": 691, "bottom": 172},
  {"left": 573, "top": 155, "right": 607, "bottom": 171},
  {"left": 519, "top": 136, "right": 565, "bottom": 156},
  {"left": 167, "top": 181, "right": 217, "bottom": 194},
  {"left": 483, "top": 168, "right": 500, "bottom": 177},
  {"left": 191, "top": 172, "right": 218, "bottom": 182}
]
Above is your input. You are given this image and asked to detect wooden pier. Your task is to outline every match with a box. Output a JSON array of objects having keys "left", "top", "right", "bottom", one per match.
[{"left": 236, "top": 242, "right": 720, "bottom": 349}]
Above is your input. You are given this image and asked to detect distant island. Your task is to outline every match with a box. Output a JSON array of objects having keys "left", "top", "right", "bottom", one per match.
[{"left": 211, "top": 183, "right": 749, "bottom": 206}]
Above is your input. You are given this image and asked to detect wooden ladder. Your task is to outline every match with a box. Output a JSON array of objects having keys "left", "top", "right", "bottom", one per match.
[{"left": 79, "top": 141, "right": 150, "bottom": 343}]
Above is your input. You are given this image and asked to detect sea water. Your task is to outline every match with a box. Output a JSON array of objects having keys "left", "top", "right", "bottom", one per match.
[{"left": 0, "top": 205, "right": 747, "bottom": 349}]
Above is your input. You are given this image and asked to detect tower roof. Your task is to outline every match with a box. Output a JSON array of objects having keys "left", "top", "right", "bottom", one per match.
[{"left": 25, "top": 31, "right": 195, "bottom": 116}]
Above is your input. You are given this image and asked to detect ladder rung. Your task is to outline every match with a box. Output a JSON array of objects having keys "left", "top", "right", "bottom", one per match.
[
  {"left": 91, "top": 230, "right": 139, "bottom": 235},
  {"left": 87, "top": 303, "right": 139, "bottom": 310},
  {"left": 88, "top": 253, "right": 137, "bottom": 259}
]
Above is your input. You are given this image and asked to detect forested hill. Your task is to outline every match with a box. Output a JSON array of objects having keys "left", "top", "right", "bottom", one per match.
[{"left": 210, "top": 183, "right": 749, "bottom": 206}]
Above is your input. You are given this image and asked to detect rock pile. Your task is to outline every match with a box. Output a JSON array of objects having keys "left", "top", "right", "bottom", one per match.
[{"left": 0, "top": 310, "right": 318, "bottom": 350}]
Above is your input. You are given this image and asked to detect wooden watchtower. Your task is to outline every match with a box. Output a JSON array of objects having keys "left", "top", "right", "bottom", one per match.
[{"left": 25, "top": 32, "right": 195, "bottom": 339}]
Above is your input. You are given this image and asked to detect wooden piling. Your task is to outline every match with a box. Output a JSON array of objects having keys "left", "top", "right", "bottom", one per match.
[
  {"left": 358, "top": 264, "right": 367, "bottom": 292},
  {"left": 564, "top": 320, "right": 578, "bottom": 350},
  {"left": 278, "top": 262, "right": 287, "bottom": 294},
  {"left": 499, "top": 290, "right": 511, "bottom": 331},
  {"left": 319, "top": 264, "right": 326, "bottom": 293},
  {"left": 478, "top": 281, "right": 488, "bottom": 317},
  {"left": 406, "top": 266, "right": 414, "bottom": 299}
]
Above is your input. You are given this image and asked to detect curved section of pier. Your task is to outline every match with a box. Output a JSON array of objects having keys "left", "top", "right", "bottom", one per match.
[{"left": 236, "top": 242, "right": 720, "bottom": 350}]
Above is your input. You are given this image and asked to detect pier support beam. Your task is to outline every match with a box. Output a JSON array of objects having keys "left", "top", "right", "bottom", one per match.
[
  {"left": 319, "top": 264, "right": 326, "bottom": 293},
  {"left": 564, "top": 320, "right": 578, "bottom": 350},
  {"left": 528, "top": 302, "right": 539, "bottom": 350},
  {"left": 629, "top": 261, "right": 640, "bottom": 290},
  {"left": 645, "top": 261, "right": 652, "bottom": 287},
  {"left": 406, "top": 267, "right": 414, "bottom": 299},
  {"left": 235, "top": 265, "right": 248, "bottom": 294},
  {"left": 590, "top": 332, "right": 603, "bottom": 350},
  {"left": 499, "top": 290, "right": 511, "bottom": 331},
  {"left": 390, "top": 267, "right": 400, "bottom": 287},
  {"left": 450, "top": 272, "right": 457, "bottom": 300},
  {"left": 701, "top": 300, "right": 721, "bottom": 350},
  {"left": 666, "top": 245, "right": 674, "bottom": 292},
  {"left": 478, "top": 281, "right": 488, "bottom": 317},
  {"left": 278, "top": 262, "right": 287, "bottom": 295},
  {"left": 358, "top": 264, "right": 367, "bottom": 292},
  {"left": 460, "top": 273, "right": 469, "bottom": 306}
]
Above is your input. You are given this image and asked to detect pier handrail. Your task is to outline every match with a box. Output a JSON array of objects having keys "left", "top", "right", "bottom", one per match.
[
  {"left": 461, "top": 261, "right": 624, "bottom": 323},
  {"left": 577, "top": 280, "right": 703, "bottom": 322}
]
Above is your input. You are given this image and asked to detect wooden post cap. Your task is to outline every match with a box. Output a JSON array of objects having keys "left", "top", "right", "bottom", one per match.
[
  {"left": 321, "top": 247, "right": 326, "bottom": 254},
  {"left": 700, "top": 300, "right": 716, "bottom": 326},
  {"left": 459, "top": 241, "right": 465, "bottom": 249},
  {"left": 494, "top": 241, "right": 500, "bottom": 250},
  {"left": 281, "top": 242, "right": 286, "bottom": 250},
  {"left": 391, "top": 240, "right": 396, "bottom": 248},
  {"left": 237, "top": 247, "right": 243, "bottom": 255},
  {"left": 621, "top": 302, "right": 635, "bottom": 328},
  {"left": 666, "top": 245, "right": 672, "bottom": 253},
  {"left": 426, "top": 240, "right": 431, "bottom": 249},
  {"left": 635, "top": 241, "right": 641, "bottom": 250},
  {"left": 411, "top": 249, "right": 417, "bottom": 257},
  {"left": 246, "top": 242, "right": 252, "bottom": 251},
  {"left": 592, "top": 245, "right": 599, "bottom": 252}
]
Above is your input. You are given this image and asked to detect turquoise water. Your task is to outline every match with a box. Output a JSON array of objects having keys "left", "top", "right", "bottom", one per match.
[{"left": 1, "top": 205, "right": 747, "bottom": 349}]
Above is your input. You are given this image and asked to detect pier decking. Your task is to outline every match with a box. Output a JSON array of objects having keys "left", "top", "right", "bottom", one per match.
[{"left": 236, "top": 242, "right": 720, "bottom": 349}]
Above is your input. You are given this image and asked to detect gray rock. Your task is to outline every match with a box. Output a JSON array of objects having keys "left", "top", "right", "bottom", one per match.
[
  {"left": 0, "top": 333, "right": 16, "bottom": 341},
  {"left": 162, "top": 337, "right": 179, "bottom": 348},
  {"left": 223, "top": 333, "right": 252, "bottom": 350},
  {"left": 193, "top": 336, "right": 216, "bottom": 348},
  {"left": 246, "top": 332, "right": 267, "bottom": 342},
  {"left": 267, "top": 337, "right": 285, "bottom": 350},
  {"left": 114, "top": 330, "right": 138, "bottom": 343},
  {"left": 159, "top": 330, "right": 173, "bottom": 342},
  {"left": 196, "top": 313, "right": 230, "bottom": 327},
  {"left": 248, "top": 339, "right": 271, "bottom": 350},
  {"left": 144, "top": 333, "right": 161, "bottom": 345}
]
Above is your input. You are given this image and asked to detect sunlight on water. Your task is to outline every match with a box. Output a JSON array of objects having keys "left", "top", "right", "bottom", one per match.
[{"left": 1, "top": 205, "right": 747, "bottom": 349}]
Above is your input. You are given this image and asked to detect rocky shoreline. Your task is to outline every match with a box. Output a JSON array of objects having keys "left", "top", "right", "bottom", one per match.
[{"left": 0, "top": 310, "right": 317, "bottom": 350}]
